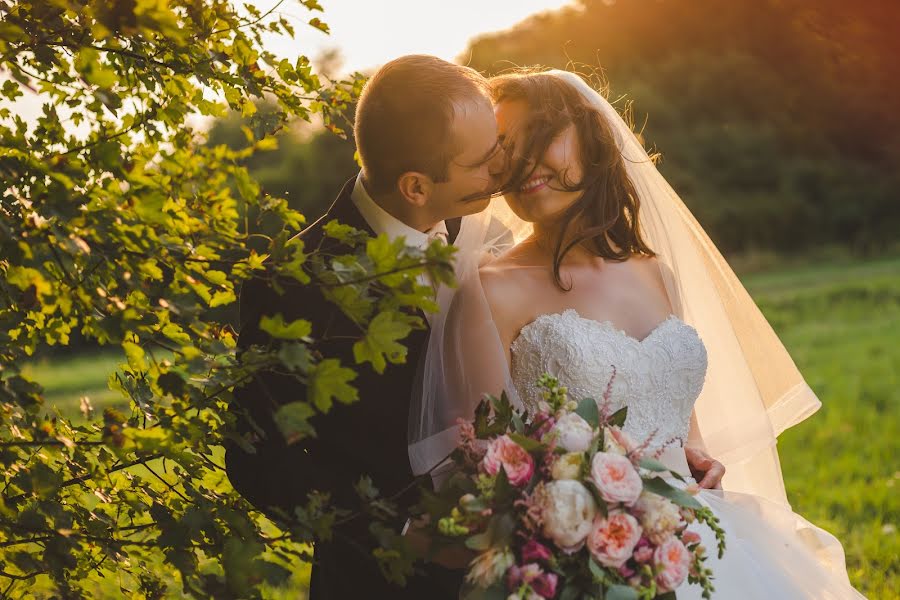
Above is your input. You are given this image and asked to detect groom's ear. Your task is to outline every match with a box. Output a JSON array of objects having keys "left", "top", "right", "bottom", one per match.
[{"left": 396, "top": 171, "right": 434, "bottom": 208}]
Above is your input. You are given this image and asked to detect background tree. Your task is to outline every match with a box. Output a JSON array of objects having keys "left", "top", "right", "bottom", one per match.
[{"left": 0, "top": 1, "right": 451, "bottom": 597}]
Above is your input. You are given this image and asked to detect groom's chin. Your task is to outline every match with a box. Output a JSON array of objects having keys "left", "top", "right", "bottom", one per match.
[{"left": 460, "top": 196, "right": 493, "bottom": 216}]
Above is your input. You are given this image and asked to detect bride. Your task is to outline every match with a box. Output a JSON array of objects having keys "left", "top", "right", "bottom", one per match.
[{"left": 408, "top": 69, "right": 866, "bottom": 598}]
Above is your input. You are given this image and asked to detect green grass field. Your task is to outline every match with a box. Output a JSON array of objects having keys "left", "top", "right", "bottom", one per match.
[{"left": 21, "top": 255, "right": 900, "bottom": 598}]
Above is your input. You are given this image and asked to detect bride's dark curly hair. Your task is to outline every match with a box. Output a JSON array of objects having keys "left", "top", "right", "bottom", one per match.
[{"left": 489, "top": 70, "right": 655, "bottom": 290}]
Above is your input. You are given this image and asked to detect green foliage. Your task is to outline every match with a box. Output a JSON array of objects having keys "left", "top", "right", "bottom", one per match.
[{"left": 0, "top": 1, "right": 451, "bottom": 597}]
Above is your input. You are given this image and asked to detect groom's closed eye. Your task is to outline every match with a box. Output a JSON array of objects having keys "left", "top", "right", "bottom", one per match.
[{"left": 458, "top": 138, "right": 503, "bottom": 170}]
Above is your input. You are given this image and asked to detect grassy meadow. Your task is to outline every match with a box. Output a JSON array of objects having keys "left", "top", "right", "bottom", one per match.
[{"left": 21, "top": 254, "right": 900, "bottom": 599}]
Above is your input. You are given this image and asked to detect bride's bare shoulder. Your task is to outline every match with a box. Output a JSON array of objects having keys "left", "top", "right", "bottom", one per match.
[{"left": 629, "top": 253, "right": 674, "bottom": 305}]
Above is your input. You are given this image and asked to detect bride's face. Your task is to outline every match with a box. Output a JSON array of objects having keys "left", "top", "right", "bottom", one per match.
[{"left": 495, "top": 99, "right": 584, "bottom": 225}]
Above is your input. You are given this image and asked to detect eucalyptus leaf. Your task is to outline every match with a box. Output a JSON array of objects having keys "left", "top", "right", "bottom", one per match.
[{"left": 642, "top": 476, "right": 703, "bottom": 509}]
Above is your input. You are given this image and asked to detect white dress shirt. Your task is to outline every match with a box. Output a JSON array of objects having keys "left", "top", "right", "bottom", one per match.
[{"left": 350, "top": 172, "right": 448, "bottom": 313}]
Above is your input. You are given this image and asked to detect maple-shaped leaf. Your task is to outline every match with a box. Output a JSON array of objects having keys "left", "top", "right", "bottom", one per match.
[
  {"left": 259, "top": 313, "right": 312, "bottom": 340},
  {"left": 308, "top": 358, "right": 358, "bottom": 412},
  {"left": 352, "top": 310, "right": 413, "bottom": 373},
  {"left": 274, "top": 401, "right": 316, "bottom": 444}
]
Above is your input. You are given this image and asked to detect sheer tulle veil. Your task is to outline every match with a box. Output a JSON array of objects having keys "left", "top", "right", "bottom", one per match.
[{"left": 408, "top": 69, "right": 822, "bottom": 510}]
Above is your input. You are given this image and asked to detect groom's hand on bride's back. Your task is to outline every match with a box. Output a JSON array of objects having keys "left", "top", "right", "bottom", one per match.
[{"left": 685, "top": 446, "right": 726, "bottom": 490}]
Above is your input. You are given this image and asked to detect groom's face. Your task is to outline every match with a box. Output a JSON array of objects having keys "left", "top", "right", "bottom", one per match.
[{"left": 427, "top": 97, "right": 506, "bottom": 220}]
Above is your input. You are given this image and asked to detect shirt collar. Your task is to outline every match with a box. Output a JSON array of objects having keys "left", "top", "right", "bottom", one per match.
[{"left": 350, "top": 171, "right": 435, "bottom": 249}]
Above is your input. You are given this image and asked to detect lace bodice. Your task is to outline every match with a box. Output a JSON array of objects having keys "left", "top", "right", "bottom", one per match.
[{"left": 510, "top": 309, "right": 708, "bottom": 449}]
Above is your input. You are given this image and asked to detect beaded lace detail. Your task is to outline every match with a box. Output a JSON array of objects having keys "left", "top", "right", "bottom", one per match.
[{"left": 510, "top": 309, "right": 708, "bottom": 449}]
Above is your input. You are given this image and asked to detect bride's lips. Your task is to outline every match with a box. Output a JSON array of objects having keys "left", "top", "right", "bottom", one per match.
[{"left": 519, "top": 174, "right": 551, "bottom": 194}]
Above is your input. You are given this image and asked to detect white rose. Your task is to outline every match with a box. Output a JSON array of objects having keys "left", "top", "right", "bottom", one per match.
[
  {"left": 634, "top": 491, "right": 685, "bottom": 545},
  {"left": 539, "top": 480, "right": 597, "bottom": 552},
  {"left": 550, "top": 412, "right": 595, "bottom": 453},
  {"left": 551, "top": 452, "right": 584, "bottom": 480}
]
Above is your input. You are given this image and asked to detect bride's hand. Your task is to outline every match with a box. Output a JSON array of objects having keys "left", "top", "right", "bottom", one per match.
[{"left": 685, "top": 446, "right": 725, "bottom": 489}]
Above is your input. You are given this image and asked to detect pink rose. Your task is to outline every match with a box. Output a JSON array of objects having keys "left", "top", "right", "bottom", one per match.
[
  {"left": 521, "top": 539, "right": 552, "bottom": 563},
  {"left": 586, "top": 511, "right": 643, "bottom": 568},
  {"left": 654, "top": 537, "right": 691, "bottom": 592},
  {"left": 483, "top": 435, "right": 535, "bottom": 487},
  {"left": 590, "top": 452, "right": 643, "bottom": 505}
]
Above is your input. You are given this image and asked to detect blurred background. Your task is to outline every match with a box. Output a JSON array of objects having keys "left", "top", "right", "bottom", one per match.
[{"left": 17, "top": 0, "right": 898, "bottom": 596}]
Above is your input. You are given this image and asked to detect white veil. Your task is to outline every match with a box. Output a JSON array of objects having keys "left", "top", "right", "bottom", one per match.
[{"left": 408, "top": 70, "right": 822, "bottom": 509}]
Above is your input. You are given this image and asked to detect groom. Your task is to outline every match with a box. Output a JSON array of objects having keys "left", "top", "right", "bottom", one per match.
[{"left": 224, "top": 55, "right": 506, "bottom": 599}]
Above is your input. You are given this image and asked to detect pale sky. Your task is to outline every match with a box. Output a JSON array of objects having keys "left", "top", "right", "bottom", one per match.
[
  {"left": 10, "top": 0, "right": 577, "bottom": 130},
  {"left": 262, "top": 0, "right": 575, "bottom": 73}
]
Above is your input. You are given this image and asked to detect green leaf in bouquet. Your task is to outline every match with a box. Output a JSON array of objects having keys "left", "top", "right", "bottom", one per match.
[
  {"left": 509, "top": 432, "right": 544, "bottom": 454},
  {"left": 586, "top": 483, "right": 609, "bottom": 519},
  {"left": 639, "top": 457, "right": 686, "bottom": 482},
  {"left": 559, "top": 584, "right": 580, "bottom": 600},
  {"left": 464, "top": 531, "right": 491, "bottom": 551},
  {"left": 494, "top": 466, "right": 515, "bottom": 506},
  {"left": 642, "top": 476, "right": 703, "bottom": 509},
  {"left": 491, "top": 391, "right": 514, "bottom": 431},
  {"left": 474, "top": 396, "right": 491, "bottom": 440},
  {"left": 657, "top": 592, "right": 677, "bottom": 600},
  {"left": 588, "top": 556, "right": 608, "bottom": 583},
  {"left": 491, "top": 513, "right": 516, "bottom": 547},
  {"left": 609, "top": 406, "right": 628, "bottom": 428},
  {"left": 588, "top": 430, "right": 602, "bottom": 459},
  {"left": 511, "top": 412, "right": 525, "bottom": 434},
  {"left": 606, "top": 584, "right": 640, "bottom": 600},
  {"left": 575, "top": 397, "right": 600, "bottom": 428}
]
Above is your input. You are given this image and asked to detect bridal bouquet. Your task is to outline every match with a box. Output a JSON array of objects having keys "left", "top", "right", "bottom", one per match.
[{"left": 422, "top": 373, "right": 726, "bottom": 600}]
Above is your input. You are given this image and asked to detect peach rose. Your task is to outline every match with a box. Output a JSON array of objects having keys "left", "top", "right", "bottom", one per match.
[
  {"left": 654, "top": 537, "right": 691, "bottom": 592},
  {"left": 590, "top": 452, "right": 643, "bottom": 505},
  {"left": 483, "top": 435, "right": 535, "bottom": 487},
  {"left": 586, "top": 511, "right": 643, "bottom": 568}
]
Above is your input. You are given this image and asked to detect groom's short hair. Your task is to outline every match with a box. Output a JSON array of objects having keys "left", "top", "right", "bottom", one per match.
[{"left": 354, "top": 55, "right": 490, "bottom": 195}]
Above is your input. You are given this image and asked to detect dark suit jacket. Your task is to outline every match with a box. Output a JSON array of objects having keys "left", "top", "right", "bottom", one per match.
[{"left": 224, "top": 177, "right": 464, "bottom": 599}]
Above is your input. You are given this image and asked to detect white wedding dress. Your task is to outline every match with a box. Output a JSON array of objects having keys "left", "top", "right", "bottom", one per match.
[{"left": 511, "top": 309, "right": 866, "bottom": 599}]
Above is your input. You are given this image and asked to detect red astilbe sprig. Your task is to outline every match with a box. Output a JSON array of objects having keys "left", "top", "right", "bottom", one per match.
[
  {"left": 625, "top": 427, "right": 659, "bottom": 463},
  {"left": 651, "top": 436, "right": 683, "bottom": 460},
  {"left": 598, "top": 365, "right": 618, "bottom": 423}
]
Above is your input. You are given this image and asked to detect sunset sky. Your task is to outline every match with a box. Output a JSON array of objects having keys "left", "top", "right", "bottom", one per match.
[
  {"left": 261, "top": 0, "right": 575, "bottom": 73},
  {"left": 9, "top": 0, "right": 576, "bottom": 129}
]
